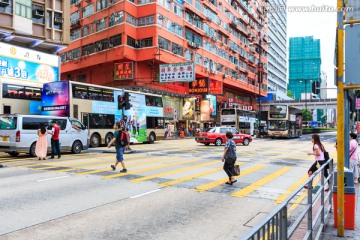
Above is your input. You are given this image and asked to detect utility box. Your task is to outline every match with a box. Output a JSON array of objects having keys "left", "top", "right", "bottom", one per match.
[{"left": 333, "top": 169, "right": 356, "bottom": 230}]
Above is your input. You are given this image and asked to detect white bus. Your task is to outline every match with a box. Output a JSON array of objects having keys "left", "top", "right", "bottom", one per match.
[
  {"left": 220, "top": 108, "right": 256, "bottom": 135},
  {"left": 34, "top": 81, "right": 164, "bottom": 147},
  {"left": 0, "top": 78, "right": 43, "bottom": 114}
]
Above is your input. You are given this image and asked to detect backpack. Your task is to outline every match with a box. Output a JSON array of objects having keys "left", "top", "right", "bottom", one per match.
[
  {"left": 225, "top": 140, "right": 237, "bottom": 164},
  {"left": 116, "top": 131, "right": 129, "bottom": 147}
]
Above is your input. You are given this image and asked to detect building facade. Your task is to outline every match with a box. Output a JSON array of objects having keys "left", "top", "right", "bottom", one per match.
[
  {"left": 288, "top": 36, "right": 321, "bottom": 100},
  {"left": 266, "top": 0, "right": 287, "bottom": 100},
  {"left": 60, "top": 0, "right": 270, "bottom": 126},
  {"left": 0, "top": 0, "right": 70, "bottom": 53},
  {"left": 320, "top": 71, "right": 327, "bottom": 99}
]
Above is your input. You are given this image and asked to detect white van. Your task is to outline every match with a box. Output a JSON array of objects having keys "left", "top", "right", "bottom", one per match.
[{"left": 0, "top": 114, "right": 88, "bottom": 156}]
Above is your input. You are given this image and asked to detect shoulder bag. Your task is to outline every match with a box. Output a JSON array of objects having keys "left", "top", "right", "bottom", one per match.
[{"left": 232, "top": 164, "right": 240, "bottom": 176}]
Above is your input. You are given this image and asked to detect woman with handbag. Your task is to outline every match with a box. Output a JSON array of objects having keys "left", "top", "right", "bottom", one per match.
[
  {"left": 221, "top": 131, "right": 237, "bottom": 185},
  {"left": 306, "top": 134, "right": 329, "bottom": 191},
  {"left": 349, "top": 133, "right": 359, "bottom": 184}
]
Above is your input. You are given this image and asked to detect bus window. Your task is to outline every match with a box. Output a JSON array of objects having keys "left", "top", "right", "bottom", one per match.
[
  {"left": 104, "top": 114, "right": 115, "bottom": 128},
  {"left": 102, "top": 89, "right": 114, "bottom": 102},
  {"left": 72, "top": 84, "right": 88, "bottom": 99},
  {"left": 89, "top": 113, "right": 103, "bottom": 129},
  {"left": 154, "top": 96, "right": 163, "bottom": 107},
  {"left": 88, "top": 87, "right": 103, "bottom": 100},
  {"left": 146, "top": 117, "right": 164, "bottom": 129},
  {"left": 221, "top": 109, "right": 235, "bottom": 115}
]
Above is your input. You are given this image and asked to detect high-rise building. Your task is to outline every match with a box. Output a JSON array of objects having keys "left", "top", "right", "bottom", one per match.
[
  {"left": 0, "top": 1, "right": 70, "bottom": 53},
  {"left": 60, "top": 0, "right": 270, "bottom": 118},
  {"left": 266, "top": 0, "right": 287, "bottom": 100},
  {"left": 320, "top": 71, "right": 327, "bottom": 99},
  {"left": 288, "top": 36, "right": 321, "bottom": 100}
]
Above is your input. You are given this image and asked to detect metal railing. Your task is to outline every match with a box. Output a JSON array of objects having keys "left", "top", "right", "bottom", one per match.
[{"left": 242, "top": 159, "right": 334, "bottom": 240}]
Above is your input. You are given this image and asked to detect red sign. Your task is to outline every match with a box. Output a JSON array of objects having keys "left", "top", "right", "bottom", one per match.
[
  {"left": 164, "top": 107, "right": 174, "bottom": 114},
  {"left": 114, "top": 62, "right": 134, "bottom": 80},
  {"left": 208, "top": 79, "right": 223, "bottom": 95},
  {"left": 188, "top": 78, "right": 209, "bottom": 94}
]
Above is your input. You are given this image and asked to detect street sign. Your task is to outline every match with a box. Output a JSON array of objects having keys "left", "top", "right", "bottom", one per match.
[{"left": 345, "top": 24, "right": 360, "bottom": 85}]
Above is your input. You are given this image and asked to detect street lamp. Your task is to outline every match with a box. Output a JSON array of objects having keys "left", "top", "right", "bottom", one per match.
[{"left": 249, "top": 35, "right": 270, "bottom": 137}]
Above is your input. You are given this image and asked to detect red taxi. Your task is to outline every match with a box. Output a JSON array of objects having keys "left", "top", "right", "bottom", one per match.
[{"left": 195, "top": 127, "right": 252, "bottom": 146}]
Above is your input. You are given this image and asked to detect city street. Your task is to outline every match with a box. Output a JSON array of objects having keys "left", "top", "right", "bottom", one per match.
[{"left": 0, "top": 132, "right": 337, "bottom": 240}]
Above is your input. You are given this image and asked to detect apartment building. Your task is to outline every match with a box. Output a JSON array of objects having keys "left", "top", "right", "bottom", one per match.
[{"left": 0, "top": 0, "right": 70, "bottom": 53}]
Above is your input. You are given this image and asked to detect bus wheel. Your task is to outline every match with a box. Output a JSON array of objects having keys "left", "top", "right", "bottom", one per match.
[
  {"left": 215, "top": 138, "right": 222, "bottom": 146},
  {"left": 72, "top": 141, "right": 82, "bottom": 154},
  {"left": 243, "top": 138, "right": 250, "bottom": 146},
  {"left": 105, "top": 133, "right": 114, "bottom": 146},
  {"left": 8, "top": 152, "right": 19, "bottom": 157},
  {"left": 204, "top": 143, "right": 210, "bottom": 146},
  {"left": 90, "top": 133, "right": 101, "bottom": 148},
  {"left": 29, "top": 142, "right": 36, "bottom": 157},
  {"left": 149, "top": 133, "right": 156, "bottom": 144}
]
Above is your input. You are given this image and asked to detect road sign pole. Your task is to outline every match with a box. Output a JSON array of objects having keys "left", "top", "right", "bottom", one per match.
[{"left": 336, "top": 0, "right": 345, "bottom": 235}]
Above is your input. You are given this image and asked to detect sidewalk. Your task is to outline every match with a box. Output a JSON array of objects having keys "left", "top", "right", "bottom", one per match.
[{"left": 320, "top": 185, "right": 360, "bottom": 239}]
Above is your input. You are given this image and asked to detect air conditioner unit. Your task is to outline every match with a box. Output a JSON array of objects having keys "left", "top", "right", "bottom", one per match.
[
  {"left": 188, "top": 41, "right": 196, "bottom": 48},
  {"left": 32, "top": 9, "right": 44, "bottom": 19},
  {"left": 68, "top": 56, "right": 73, "bottom": 60},
  {"left": 54, "top": 17, "right": 64, "bottom": 23},
  {"left": 109, "top": 43, "right": 113, "bottom": 48},
  {"left": 195, "top": 43, "right": 200, "bottom": 48},
  {"left": 206, "top": 17, "right": 211, "bottom": 21},
  {"left": 0, "top": 0, "right": 10, "bottom": 7}
]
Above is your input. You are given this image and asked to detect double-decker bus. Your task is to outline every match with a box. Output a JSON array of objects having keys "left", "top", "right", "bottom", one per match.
[
  {"left": 267, "top": 105, "right": 302, "bottom": 139},
  {"left": 36, "top": 81, "right": 164, "bottom": 147},
  {"left": 220, "top": 108, "right": 257, "bottom": 135}
]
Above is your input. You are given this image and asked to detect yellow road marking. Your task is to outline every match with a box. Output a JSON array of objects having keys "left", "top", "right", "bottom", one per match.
[
  {"left": 288, "top": 178, "right": 320, "bottom": 215},
  {"left": 57, "top": 157, "right": 181, "bottom": 173},
  {"left": 231, "top": 166, "right": 291, "bottom": 198},
  {"left": 196, "top": 164, "right": 265, "bottom": 192},
  {"left": 103, "top": 159, "right": 199, "bottom": 179},
  {"left": 274, "top": 174, "right": 309, "bottom": 204},
  {"left": 131, "top": 160, "right": 219, "bottom": 183},
  {"left": 159, "top": 168, "right": 223, "bottom": 187}
]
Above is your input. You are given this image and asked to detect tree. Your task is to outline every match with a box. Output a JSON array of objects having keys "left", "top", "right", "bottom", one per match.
[
  {"left": 287, "top": 90, "right": 294, "bottom": 99},
  {"left": 302, "top": 109, "right": 312, "bottom": 122}
]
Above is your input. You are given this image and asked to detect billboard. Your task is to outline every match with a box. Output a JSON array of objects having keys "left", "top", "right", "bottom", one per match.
[
  {"left": 159, "top": 62, "right": 195, "bottom": 83},
  {"left": 205, "top": 94, "right": 216, "bottom": 118},
  {"left": 0, "top": 42, "right": 59, "bottom": 82},
  {"left": 182, "top": 98, "right": 195, "bottom": 120},
  {"left": 200, "top": 99, "right": 211, "bottom": 121},
  {"left": 41, "top": 81, "right": 70, "bottom": 116}
]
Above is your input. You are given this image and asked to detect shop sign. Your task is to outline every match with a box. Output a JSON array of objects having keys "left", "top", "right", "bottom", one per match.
[
  {"left": 159, "top": 62, "right": 195, "bottom": 83},
  {"left": 188, "top": 78, "right": 208, "bottom": 94},
  {"left": 209, "top": 79, "right": 223, "bottom": 95},
  {"left": 114, "top": 62, "right": 134, "bottom": 80}
]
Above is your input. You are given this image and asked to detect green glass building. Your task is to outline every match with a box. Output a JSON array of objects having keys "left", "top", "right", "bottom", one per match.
[{"left": 288, "top": 36, "right": 321, "bottom": 100}]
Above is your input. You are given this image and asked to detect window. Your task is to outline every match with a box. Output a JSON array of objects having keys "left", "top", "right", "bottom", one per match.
[
  {"left": 2, "top": 84, "right": 41, "bottom": 101},
  {"left": 146, "top": 117, "right": 165, "bottom": 129},
  {"left": 172, "top": 4, "right": 183, "bottom": 18},
  {"left": 195, "top": 0, "right": 202, "bottom": 11},
  {"left": 138, "top": 15, "right": 154, "bottom": 26},
  {"left": 89, "top": 114, "right": 115, "bottom": 129},
  {"left": 145, "top": 96, "right": 163, "bottom": 107},
  {"left": 96, "top": 18, "right": 106, "bottom": 32},
  {"left": 158, "top": 36, "right": 170, "bottom": 51},
  {"left": 82, "top": 43, "right": 96, "bottom": 55},
  {"left": 83, "top": 4, "right": 94, "bottom": 18},
  {"left": 88, "top": 86, "right": 103, "bottom": 100},
  {"left": 0, "top": 0, "right": 12, "bottom": 14},
  {"left": 15, "top": 0, "right": 31, "bottom": 19},
  {"left": 184, "top": 49, "right": 193, "bottom": 61},
  {"left": 139, "top": 38, "right": 153, "bottom": 48},
  {"left": 82, "top": 25, "right": 89, "bottom": 37},
  {"left": 70, "top": 119, "right": 85, "bottom": 131},
  {"left": 76, "top": 75, "right": 87, "bottom": 83},
  {"left": 54, "top": 12, "right": 63, "bottom": 30},
  {"left": 72, "top": 84, "right": 88, "bottom": 99},
  {"left": 97, "top": 0, "right": 108, "bottom": 11},
  {"left": 71, "top": 29, "right": 81, "bottom": 41},
  {"left": 0, "top": 116, "right": 16, "bottom": 130},
  {"left": 185, "top": 30, "right": 202, "bottom": 47},
  {"left": 109, "top": 11, "right": 123, "bottom": 27},
  {"left": 126, "top": 13, "right": 136, "bottom": 26},
  {"left": 46, "top": 11, "right": 52, "bottom": 28},
  {"left": 172, "top": 43, "right": 182, "bottom": 56},
  {"left": 70, "top": 11, "right": 80, "bottom": 22},
  {"left": 127, "top": 36, "right": 136, "bottom": 48},
  {"left": 109, "top": 34, "right": 122, "bottom": 47},
  {"left": 102, "top": 89, "right": 114, "bottom": 102},
  {"left": 32, "top": 4, "right": 45, "bottom": 24},
  {"left": 22, "top": 118, "right": 67, "bottom": 130}
]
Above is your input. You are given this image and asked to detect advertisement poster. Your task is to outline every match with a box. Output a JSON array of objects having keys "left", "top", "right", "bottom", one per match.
[
  {"left": 0, "top": 42, "right": 59, "bottom": 82},
  {"left": 200, "top": 100, "right": 210, "bottom": 121},
  {"left": 205, "top": 94, "right": 217, "bottom": 117},
  {"left": 163, "top": 96, "right": 180, "bottom": 119},
  {"left": 41, "top": 81, "right": 70, "bottom": 116},
  {"left": 182, "top": 98, "right": 195, "bottom": 120}
]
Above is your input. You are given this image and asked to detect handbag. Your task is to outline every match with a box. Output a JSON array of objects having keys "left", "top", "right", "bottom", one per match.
[
  {"left": 233, "top": 164, "right": 240, "bottom": 176},
  {"left": 324, "top": 151, "right": 330, "bottom": 161}
]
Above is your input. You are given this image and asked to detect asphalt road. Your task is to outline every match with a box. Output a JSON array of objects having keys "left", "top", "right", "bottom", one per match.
[{"left": 0, "top": 132, "right": 337, "bottom": 240}]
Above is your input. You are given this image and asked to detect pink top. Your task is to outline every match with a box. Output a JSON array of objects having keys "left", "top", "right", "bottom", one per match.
[
  {"left": 349, "top": 139, "right": 358, "bottom": 161},
  {"left": 313, "top": 144, "right": 324, "bottom": 161}
]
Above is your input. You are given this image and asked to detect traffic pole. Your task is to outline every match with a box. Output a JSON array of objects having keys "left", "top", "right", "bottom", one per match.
[{"left": 336, "top": 0, "right": 345, "bottom": 236}]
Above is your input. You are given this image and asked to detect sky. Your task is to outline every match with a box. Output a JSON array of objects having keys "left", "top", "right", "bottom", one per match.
[{"left": 286, "top": 0, "right": 338, "bottom": 98}]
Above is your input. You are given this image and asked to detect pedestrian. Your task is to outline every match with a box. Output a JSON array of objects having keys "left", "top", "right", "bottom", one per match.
[
  {"left": 306, "top": 134, "right": 329, "bottom": 190},
  {"left": 165, "top": 125, "right": 168, "bottom": 139},
  {"left": 35, "top": 123, "right": 47, "bottom": 160},
  {"left": 108, "top": 123, "right": 128, "bottom": 173},
  {"left": 349, "top": 133, "right": 359, "bottom": 184},
  {"left": 49, "top": 120, "right": 61, "bottom": 159},
  {"left": 222, "top": 131, "right": 237, "bottom": 185}
]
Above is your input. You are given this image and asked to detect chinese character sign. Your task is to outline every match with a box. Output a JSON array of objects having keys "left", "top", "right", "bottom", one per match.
[
  {"left": 182, "top": 98, "right": 195, "bottom": 120},
  {"left": 114, "top": 62, "right": 134, "bottom": 80},
  {"left": 208, "top": 79, "right": 223, "bottom": 95},
  {"left": 188, "top": 78, "right": 209, "bottom": 94},
  {"left": 159, "top": 62, "right": 195, "bottom": 83}
]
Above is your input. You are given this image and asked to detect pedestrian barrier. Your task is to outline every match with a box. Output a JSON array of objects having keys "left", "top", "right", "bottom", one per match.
[{"left": 241, "top": 159, "right": 334, "bottom": 240}]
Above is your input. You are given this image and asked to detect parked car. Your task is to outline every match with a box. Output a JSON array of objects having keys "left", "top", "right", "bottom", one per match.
[
  {"left": 0, "top": 114, "right": 88, "bottom": 156},
  {"left": 195, "top": 126, "right": 252, "bottom": 146}
]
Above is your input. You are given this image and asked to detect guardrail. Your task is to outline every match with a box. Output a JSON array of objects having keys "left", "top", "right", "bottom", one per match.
[{"left": 242, "top": 159, "right": 334, "bottom": 240}]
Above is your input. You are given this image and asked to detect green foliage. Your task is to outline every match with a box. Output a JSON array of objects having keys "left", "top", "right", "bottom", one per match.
[
  {"left": 302, "top": 109, "right": 312, "bottom": 121},
  {"left": 287, "top": 90, "right": 294, "bottom": 98}
]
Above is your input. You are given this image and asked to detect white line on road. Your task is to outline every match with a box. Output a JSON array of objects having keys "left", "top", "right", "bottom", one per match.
[
  {"left": 37, "top": 176, "right": 70, "bottom": 182},
  {"left": 130, "top": 189, "right": 161, "bottom": 199}
]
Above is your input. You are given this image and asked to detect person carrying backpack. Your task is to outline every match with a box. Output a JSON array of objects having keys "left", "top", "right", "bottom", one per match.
[{"left": 107, "top": 123, "right": 128, "bottom": 173}]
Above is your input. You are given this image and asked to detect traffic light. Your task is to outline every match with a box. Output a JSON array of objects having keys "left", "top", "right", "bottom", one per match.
[
  {"left": 312, "top": 81, "right": 320, "bottom": 94},
  {"left": 124, "top": 92, "right": 132, "bottom": 110},
  {"left": 118, "top": 95, "right": 125, "bottom": 110}
]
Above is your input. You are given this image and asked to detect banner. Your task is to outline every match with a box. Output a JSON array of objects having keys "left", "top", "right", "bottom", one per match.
[
  {"left": 159, "top": 62, "right": 195, "bottom": 83},
  {"left": 182, "top": 98, "right": 195, "bottom": 120}
]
